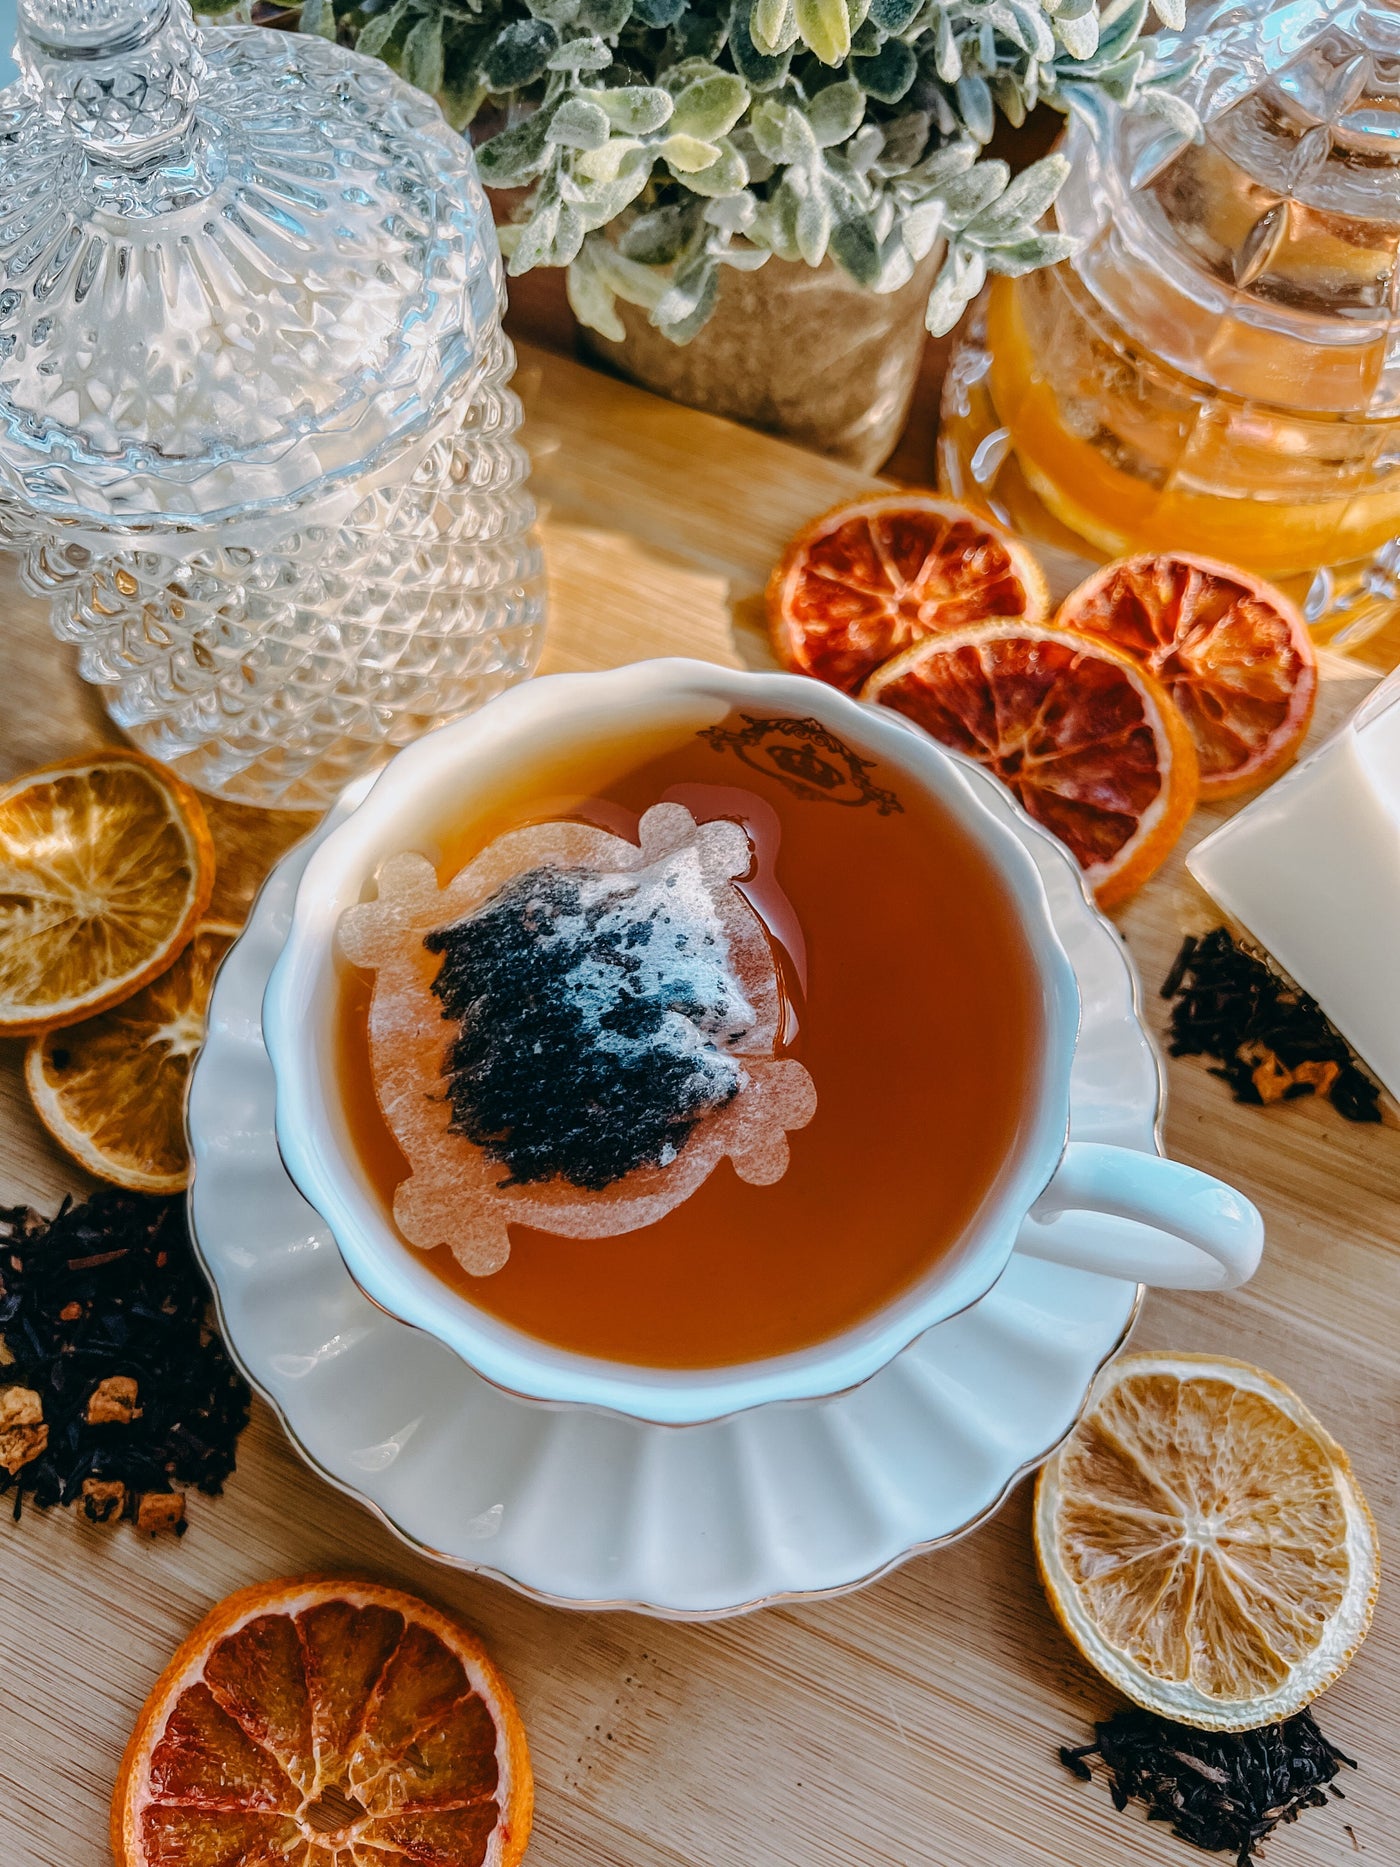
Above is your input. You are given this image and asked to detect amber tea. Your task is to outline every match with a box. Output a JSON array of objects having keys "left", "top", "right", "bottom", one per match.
[{"left": 336, "top": 709, "right": 1041, "bottom": 1368}]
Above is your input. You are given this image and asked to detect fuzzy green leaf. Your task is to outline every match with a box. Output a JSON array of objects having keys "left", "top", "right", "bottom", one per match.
[
  {"left": 590, "top": 85, "right": 673, "bottom": 132},
  {"left": 481, "top": 17, "right": 560, "bottom": 88},
  {"left": 659, "top": 130, "right": 724, "bottom": 170},
  {"left": 671, "top": 7, "right": 729, "bottom": 59},
  {"left": 476, "top": 102, "right": 560, "bottom": 185},
  {"left": 548, "top": 36, "right": 614, "bottom": 69},
  {"left": 751, "top": 0, "right": 796, "bottom": 52},
  {"left": 727, "top": 0, "right": 792, "bottom": 87},
  {"left": 653, "top": 257, "right": 720, "bottom": 339},
  {"left": 924, "top": 242, "right": 985, "bottom": 334},
  {"left": 567, "top": 249, "right": 626, "bottom": 339},
  {"left": 935, "top": 158, "right": 1008, "bottom": 224},
  {"left": 954, "top": 73, "right": 995, "bottom": 143},
  {"left": 1055, "top": 8, "right": 1099, "bottom": 60},
  {"left": 512, "top": 197, "right": 587, "bottom": 270},
  {"left": 298, "top": 0, "right": 337, "bottom": 41},
  {"left": 676, "top": 138, "right": 749, "bottom": 194},
  {"left": 934, "top": 9, "right": 960, "bottom": 82},
  {"left": 867, "top": 0, "right": 919, "bottom": 29},
  {"left": 353, "top": 0, "right": 408, "bottom": 54},
  {"left": 620, "top": 202, "right": 696, "bottom": 263},
  {"left": 401, "top": 13, "right": 444, "bottom": 92},
  {"left": 984, "top": 230, "right": 1076, "bottom": 274},
  {"left": 573, "top": 133, "right": 642, "bottom": 182},
  {"left": 671, "top": 72, "right": 749, "bottom": 137},
  {"left": 1091, "top": 0, "right": 1151, "bottom": 64},
  {"left": 806, "top": 77, "right": 864, "bottom": 145},
  {"left": 593, "top": 243, "right": 674, "bottom": 308},
  {"left": 854, "top": 36, "right": 916, "bottom": 102},
  {"left": 571, "top": 164, "right": 655, "bottom": 226},
  {"left": 900, "top": 195, "right": 944, "bottom": 259},
  {"left": 829, "top": 210, "right": 880, "bottom": 284},
  {"left": 1138, "top": 86, "right": 1200, "bottom": 138},
  {"left": 793, "top": 178, "right": 831, "bottom": 263},
  {"left": 795, "top": 0, "right": 850, "bottom": 65},
  {"left": 548, "top": 95, "right": 613, "bottom": 147},
  {"left": 963, "top": 152, "right": 1067, "bottom": 243}
]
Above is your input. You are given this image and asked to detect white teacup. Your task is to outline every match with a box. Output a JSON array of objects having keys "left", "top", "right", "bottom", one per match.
[{"left": 265, "top": 659, "right": 1262, "bottom": 1425}]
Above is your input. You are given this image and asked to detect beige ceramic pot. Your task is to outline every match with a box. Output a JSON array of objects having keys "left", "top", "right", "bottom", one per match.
[{"left": 579, "top": 247, "right": 941, "bottom": 472}]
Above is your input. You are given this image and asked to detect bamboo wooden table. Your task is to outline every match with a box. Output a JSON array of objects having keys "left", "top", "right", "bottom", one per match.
[{"left": 2, "top": 344, "right": 1396, "bottom": 1867}]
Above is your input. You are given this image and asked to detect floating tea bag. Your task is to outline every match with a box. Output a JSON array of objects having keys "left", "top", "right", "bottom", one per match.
[{"left": 339, "top": 803, "right": 817, "bottom": 1274}]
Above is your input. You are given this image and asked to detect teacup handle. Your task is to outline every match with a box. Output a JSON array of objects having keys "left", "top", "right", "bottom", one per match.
[{"left": 1017, "top": 1142, "right": 1263, "bottom": 1290}]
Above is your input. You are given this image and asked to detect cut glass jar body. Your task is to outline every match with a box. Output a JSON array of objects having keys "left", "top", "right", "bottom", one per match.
[{"left": 0, "top": 0, "right": 543, "bottom": 804}]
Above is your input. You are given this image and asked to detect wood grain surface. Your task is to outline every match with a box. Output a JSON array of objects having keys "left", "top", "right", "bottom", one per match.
[{"left": 1, "top": 344, "right": 1395, "bottom": 1867}]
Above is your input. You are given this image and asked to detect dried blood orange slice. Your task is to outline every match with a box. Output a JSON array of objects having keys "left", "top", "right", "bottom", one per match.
[
  {"left": 1056, "top": 554, "right": 1317, "bottom": 798},
  {"left": 112, "top": 1576, "right": 532, "bottom": 1867},
  {"left": 767, "top": 493, "right": 1049, "bottom": 694},
  {"left": 863, "top": 622, "right": 1199, "bottom": 907}
]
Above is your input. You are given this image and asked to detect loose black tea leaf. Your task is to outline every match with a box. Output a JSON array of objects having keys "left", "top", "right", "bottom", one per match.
[
  {"left": 1162, "top": 928, "right": 1382, "bottom": 1122},
  {"left": 1061, "top": 1706, "right": 1357, "bottom": 1865},
  {"left": 0, "top": 1190, "right": 249, "bottom": 1534}
]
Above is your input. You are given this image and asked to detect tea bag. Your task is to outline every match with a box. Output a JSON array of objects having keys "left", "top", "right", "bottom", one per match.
[{"left": 339, "top": 803, "right": 817, "bottom": 1274}]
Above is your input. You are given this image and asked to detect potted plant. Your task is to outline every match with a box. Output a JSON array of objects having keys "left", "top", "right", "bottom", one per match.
[{"left": 217, "top": 0, "right": 1192, "bottom": 468}]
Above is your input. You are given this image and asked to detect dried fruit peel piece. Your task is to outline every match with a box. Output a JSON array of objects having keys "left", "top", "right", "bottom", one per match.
[
  {"left": 1035, "top": 1352, "right": 1380, "bottom": 1730},
  {"left": 339, "top": 802, "right": 817, "bottom": 1275}
]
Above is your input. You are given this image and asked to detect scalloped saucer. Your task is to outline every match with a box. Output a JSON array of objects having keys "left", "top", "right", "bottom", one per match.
[{"left": 187, "top": 755, "right": 1152, "bottom": 1618}]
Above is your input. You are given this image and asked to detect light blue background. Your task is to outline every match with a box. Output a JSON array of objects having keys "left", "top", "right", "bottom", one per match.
[{"left": 0, "top": 0, "right": 17, "bottom": 87}]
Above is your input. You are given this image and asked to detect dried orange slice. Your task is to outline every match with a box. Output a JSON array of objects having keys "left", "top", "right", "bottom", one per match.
[
  {"left": 26, "top": 922, "right": 238, "bottom": 1193},
  {"left": 862, "top": 622, "right": 1199, "bottom": 906},
  {"left": 767, "top": 492, "right": 1049, "bottom": 694},
  {"left": 1056, "top": 553, "right": 1317, "bottom": 799},
  {"left": 1035, "top": 1352, "right": 1379, "bottom": 1730},
  {"left": 0, "top": 749, "right": 214, "bottom": 1036},
  {"left": 112, "top": 1574, "right": 532, "bottom": 1867}
]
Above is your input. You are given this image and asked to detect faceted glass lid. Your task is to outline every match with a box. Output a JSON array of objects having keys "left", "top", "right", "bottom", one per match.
[
  {"left": 1058, "top": 0, "right": 1400, "bottom": 410},
  {"left": 0, "top": 0, "right": 498, "bottom": 525},
  {"left": 1147, "top": 0, "right": 1400, "bottom": 322}
]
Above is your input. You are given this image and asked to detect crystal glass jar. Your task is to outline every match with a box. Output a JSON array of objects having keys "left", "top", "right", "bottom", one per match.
[
  {"left": 0, "top": 0, "right": 543, "bottom": 805},
  {"left": 939, "top": 0, "right": 1400, "bottom": 660}
]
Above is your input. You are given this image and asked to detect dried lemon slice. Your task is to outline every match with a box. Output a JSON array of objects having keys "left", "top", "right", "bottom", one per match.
[
  {"left": 1035, "top": 1352, "right": 1379, "bottom": 1730},
  {"left": 26, "top": 922, "right": 238, "bottom": 1193},
  {"left": 0, "top": 749, "right": 214, "bottom": 1035}
]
